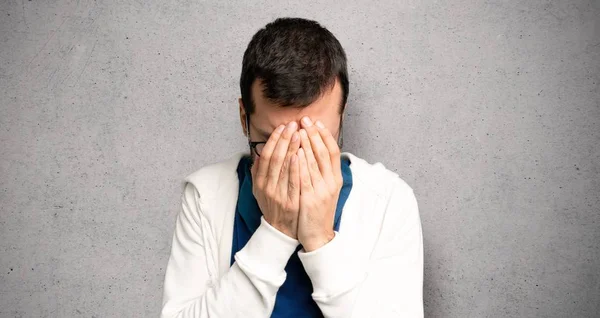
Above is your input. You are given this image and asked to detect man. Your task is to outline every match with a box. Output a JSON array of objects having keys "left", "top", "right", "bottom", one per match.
[{"left": 160, "top": 17, "right": 424, "bottom": 317}]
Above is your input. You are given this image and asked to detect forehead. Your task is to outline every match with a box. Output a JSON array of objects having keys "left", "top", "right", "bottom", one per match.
[{"left": 250, "top": 78, "right": 342, "bottom": 130}]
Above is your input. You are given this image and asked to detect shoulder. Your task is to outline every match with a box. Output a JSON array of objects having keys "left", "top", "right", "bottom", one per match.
[
  {"left": 345, "top": 153, "right": 422, "bottom": 257},
  {"left": 344, "top": 152, "right": 415, "bottom": 201},
  {"left": 343, "top": 153, "right": 421, "bottom": 255},
  {"left": 180, "top": 152, "right": 246, "bottom": 205}
]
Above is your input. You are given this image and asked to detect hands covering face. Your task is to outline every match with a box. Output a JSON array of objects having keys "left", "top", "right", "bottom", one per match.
[{"left": 250, "top": 116, "right": 343, "bottom": 252}]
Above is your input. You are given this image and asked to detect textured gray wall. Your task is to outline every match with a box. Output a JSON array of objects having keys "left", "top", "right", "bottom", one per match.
[{"left": 1, "top": 0, "right": 598, "bottom": 317}]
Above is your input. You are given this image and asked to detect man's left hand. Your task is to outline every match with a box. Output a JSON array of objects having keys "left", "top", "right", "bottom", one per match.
[{"left": 296, "top": 116, "right": 344, "bottom": 252}]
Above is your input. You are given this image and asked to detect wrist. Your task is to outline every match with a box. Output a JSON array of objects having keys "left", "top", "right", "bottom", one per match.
[
  {"left": 264, "top": 217, "right": 298, "bottom": 239},
  {"left": 301, "top": 230, "right": 335, "bottom": 252}
]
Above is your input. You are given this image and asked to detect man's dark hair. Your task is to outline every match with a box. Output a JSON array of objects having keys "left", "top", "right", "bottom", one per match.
[{"left": 240, "top": 17, "right": 349, "bottom": 115}]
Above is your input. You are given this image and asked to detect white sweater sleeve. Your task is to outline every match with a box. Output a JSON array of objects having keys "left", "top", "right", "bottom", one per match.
[
  {"left": 298, "top": 180, "right": 424, "bottom": 318},
  {"left": 160, "top": 182, "right": 298, "bottom": 318}
]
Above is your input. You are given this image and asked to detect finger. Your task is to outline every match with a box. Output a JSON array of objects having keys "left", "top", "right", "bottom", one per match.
[
  {"left": 299, "top": 128, "right": 323, "bottom": 186},
  {"left": 250, "top": 155, "right": 259, "bottom": 179},
  {"left": 279, "top": 131, "right": 300, "bottom": 199},
  {"left": 301, "top": 117, "right": 333, "bottom": 180},
  {"left": 267, "top": 121, "right": 297, "bottom": 192},
  {"left": 256, "top": 124, "right": 285, "bottom": 186},
  {"left": 315, "top": 120, "right": 342, "bottom": 185},
  {"left": 288, "top": 153, "right": 300, "bottom": 205},
  {"left": 250, "top": 155, "right": 260, "bottom": 197},
  {"left": 297, "top": 147, "right": 312, "bottom": 193}
]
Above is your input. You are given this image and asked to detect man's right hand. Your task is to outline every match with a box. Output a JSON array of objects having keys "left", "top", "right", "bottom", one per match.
[{"left": 250, "top": 121, "right": 301, "bottom": 239}]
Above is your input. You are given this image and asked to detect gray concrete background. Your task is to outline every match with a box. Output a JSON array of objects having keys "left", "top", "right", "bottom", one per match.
[{"left": 1, "top": 0, "right": 598, "bottom": 317}]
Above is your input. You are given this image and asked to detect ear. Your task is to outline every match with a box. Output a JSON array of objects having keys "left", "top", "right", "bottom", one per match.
[
  {"left": 238, "top": 98, "right": 248, "bottom": 137},
  {"left": 337, "top": 105, "right": 346, "bottom": 142}
]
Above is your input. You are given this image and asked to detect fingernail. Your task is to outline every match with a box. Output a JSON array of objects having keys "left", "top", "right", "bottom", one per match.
[
  {"left": 291, "top": 132, "right": 299, "bottom": 142},
  {"left": 315, "top": 120, "right": 325, "bottom": 129},
  {"left": 276, "top": 125, "right": 285, "bottom": 133},
  {"left": 287, "top": 121, "right": 297, "bottom": 131},
  {"left": 302, "top": 116, "right": 312, "bottom": 126}
]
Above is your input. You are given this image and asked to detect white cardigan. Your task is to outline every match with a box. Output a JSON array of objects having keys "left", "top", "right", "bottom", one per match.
[{"left": 160, "top": 151, "right": 424, "bottom": 318}]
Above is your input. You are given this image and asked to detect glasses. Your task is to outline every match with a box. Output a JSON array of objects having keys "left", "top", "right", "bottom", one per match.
[{"left": 246, "top": 114, "right": 343, "bottom": 157}]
